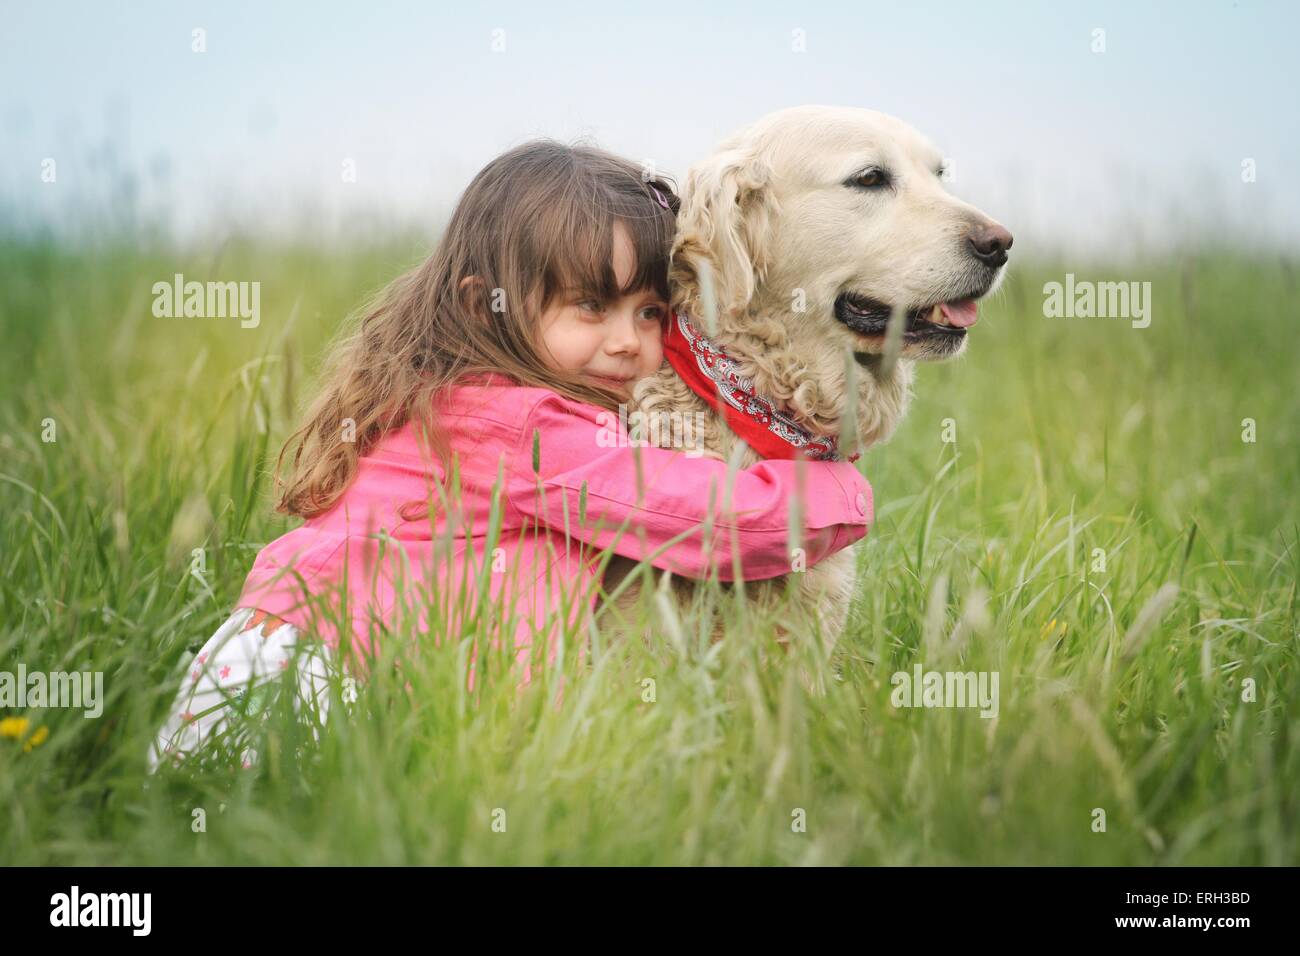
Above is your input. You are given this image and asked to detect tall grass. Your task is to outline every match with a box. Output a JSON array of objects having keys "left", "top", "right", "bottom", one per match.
[{"left": 1, "top": 237, "right": 1296, "bottom": 864}]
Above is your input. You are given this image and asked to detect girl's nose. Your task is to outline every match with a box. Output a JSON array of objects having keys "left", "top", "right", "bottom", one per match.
[{"left": 608, "top": 314, "right": 640, "bottom": 354}]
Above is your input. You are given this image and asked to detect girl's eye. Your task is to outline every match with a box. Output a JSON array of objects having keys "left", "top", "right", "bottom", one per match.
[
  {"left": 576, "top": 298, "right": 603, "bottom": 314},
  {"left": 639, "top": 305, "right": 666, "bottom": 322}
]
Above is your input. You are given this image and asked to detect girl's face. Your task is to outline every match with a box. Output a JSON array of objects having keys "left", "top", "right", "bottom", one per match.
[{"left": 538, "top": 223, "right": 667, "bottom": 399}]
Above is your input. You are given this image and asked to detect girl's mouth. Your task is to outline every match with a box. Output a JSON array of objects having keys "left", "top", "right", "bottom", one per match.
[{"left": 586, "top": 373, "right": 634, "bottom": 387}]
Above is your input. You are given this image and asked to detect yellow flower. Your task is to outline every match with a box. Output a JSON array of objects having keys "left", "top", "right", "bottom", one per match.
[
  {"left": 23, "top": 725, "right": 50, "bottom": 752},
  {"left": 1, "top": 717, "right": 49, "bottom": 751}
]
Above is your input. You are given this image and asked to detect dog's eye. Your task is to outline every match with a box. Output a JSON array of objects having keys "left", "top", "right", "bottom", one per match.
[{"left": 848, "top": 168, "right": 891, "bottom": 190}]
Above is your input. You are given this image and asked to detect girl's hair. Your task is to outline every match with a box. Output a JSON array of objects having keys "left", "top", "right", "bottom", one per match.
[{"left": 274, "top": 140, "right": 680, "bottom": 520}]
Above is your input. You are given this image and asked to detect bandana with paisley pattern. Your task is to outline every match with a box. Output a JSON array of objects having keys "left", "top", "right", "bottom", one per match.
[{"left": 661, "top": 309, "right": 858, "bottom": 463}]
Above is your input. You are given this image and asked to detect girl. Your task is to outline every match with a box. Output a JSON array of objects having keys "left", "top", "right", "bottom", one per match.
[{"left": 148, "top": 140, "right": 874, "bottom": 771}]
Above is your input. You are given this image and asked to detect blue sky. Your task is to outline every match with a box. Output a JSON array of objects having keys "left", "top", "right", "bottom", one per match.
[{"left": 2, "top": 0, "right": 1296, "bottom": 255}]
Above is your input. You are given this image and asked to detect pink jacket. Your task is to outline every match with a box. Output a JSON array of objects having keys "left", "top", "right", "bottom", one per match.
[{"left": 236, "top": 372, "right": 873, "bottom": 685}]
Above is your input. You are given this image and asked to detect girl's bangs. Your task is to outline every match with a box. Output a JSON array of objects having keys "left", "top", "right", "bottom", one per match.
[{"left": 542, "top": 194, "right": 674, "bottom": 307}]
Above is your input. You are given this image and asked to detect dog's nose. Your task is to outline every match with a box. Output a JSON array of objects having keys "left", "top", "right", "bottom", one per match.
[{"left": 967, "top": 222, "right": 1013, "bottom": 267}]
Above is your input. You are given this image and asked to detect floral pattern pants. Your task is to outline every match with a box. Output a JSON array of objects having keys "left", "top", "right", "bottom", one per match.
[{"left": 148, "top": 607, "right": 334, "bottom": 772}]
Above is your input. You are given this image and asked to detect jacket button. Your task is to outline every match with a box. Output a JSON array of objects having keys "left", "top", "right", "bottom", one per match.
[{"left": 855, "top": 492, "right": 867, "bottom": 516}]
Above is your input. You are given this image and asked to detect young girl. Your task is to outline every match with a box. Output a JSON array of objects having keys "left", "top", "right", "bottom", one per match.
[{"left": 148, "top": 141, "right": 874, "bottom": 771}]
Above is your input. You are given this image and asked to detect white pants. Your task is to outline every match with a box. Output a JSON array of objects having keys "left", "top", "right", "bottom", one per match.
[{"left": 148, "top": 607, "right": 335, "bottom": 773}]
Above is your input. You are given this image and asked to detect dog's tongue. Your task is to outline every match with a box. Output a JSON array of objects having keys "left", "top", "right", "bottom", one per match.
[{"left": 940, "top": 299, "right": 979, "bottom": 328}]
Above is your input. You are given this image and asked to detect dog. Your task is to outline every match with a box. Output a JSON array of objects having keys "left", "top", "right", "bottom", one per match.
[{"left": 601, "top": 105, "right": 1012, "bottom": 676}]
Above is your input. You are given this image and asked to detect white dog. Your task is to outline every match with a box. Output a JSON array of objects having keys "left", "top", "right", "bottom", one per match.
[{"left": 604, "top": 105, "right": 1013, "bottom": 673}]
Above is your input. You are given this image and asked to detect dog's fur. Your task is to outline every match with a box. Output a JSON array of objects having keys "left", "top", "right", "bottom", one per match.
[{"left": 600, "top": 106, "right": 1011, "bottom": 670}]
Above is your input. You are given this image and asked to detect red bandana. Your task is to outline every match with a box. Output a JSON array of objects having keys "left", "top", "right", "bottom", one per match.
[{"left": 661, "top": 309, "right": 858, "bottom": 462}]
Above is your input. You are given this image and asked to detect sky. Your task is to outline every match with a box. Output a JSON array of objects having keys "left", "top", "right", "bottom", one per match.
[{"left": 2, "top": 0, "right": 1297, "bottom": 256}]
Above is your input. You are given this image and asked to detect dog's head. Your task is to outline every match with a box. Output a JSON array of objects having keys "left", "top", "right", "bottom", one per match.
[{"left": 671, "top": 105, "right": 1012, "bottom": 361}]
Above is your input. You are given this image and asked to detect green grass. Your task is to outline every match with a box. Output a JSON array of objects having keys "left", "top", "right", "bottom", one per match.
[{"left": 1, "top": 236, "right": 1296, "bottom": 864}]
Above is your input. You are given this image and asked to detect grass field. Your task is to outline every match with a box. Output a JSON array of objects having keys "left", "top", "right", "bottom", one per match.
[{"left": 1, "top": 235, "right": 1296, "bottom": 865}]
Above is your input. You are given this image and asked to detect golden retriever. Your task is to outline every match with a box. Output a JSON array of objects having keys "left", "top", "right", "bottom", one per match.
[{"left": 603, "top": 105, "right": 1012, "bottom": 680}]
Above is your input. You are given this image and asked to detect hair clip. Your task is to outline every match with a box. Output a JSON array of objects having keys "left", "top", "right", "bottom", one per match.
[{"left": 647, "top": 183, "right": 670, "bottom": 210}]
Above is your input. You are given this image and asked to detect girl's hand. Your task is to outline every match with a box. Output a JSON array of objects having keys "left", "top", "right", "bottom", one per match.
[{"left": 240, "top": 608, "right": 290, "bottom": 635}]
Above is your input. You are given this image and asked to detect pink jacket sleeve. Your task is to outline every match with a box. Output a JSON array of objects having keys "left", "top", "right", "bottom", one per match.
[{"left": 505, "top": 391, "right": 872, "bottom": 581}]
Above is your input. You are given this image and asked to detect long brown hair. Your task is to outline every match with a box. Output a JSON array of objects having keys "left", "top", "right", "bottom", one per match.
[{"left": 274, "top": 140, "right": 680, "bottom": 519}]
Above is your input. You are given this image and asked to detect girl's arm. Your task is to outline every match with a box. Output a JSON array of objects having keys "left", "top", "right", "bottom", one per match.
[{"left": 505, "top": 391, "right": 872, "bottom": 581}]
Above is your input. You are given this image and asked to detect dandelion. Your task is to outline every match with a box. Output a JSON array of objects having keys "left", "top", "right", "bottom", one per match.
[{"left": 1, "top": 716, "right": 50, "bottom": 751}]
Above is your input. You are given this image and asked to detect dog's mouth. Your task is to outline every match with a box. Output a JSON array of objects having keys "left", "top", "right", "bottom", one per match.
[{"left": 833, "top": 293, "right": 981, "bottom": 340}]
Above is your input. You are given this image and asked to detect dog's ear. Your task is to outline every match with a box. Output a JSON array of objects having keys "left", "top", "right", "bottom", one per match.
[{"left": 672, "top": 145, "right": 776, "bottom": 321}]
